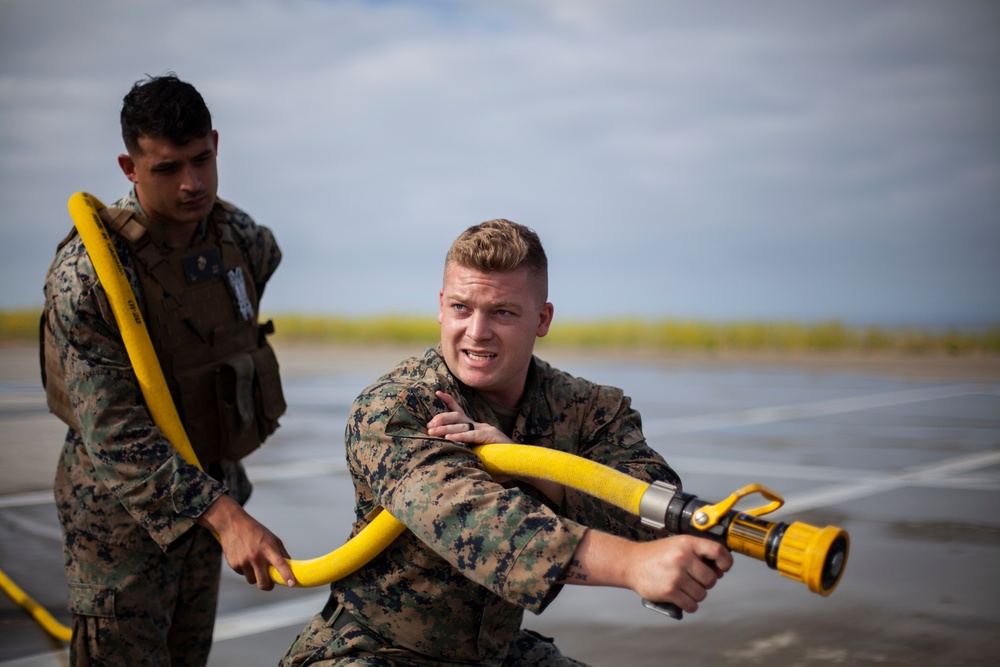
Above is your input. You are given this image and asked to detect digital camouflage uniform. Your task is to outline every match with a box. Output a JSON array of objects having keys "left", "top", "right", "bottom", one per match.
[
  {"left": 43, "top": 187, "right": 281, "bottom": 666},
  {"left": 282, "top": 347, "right": 680, "bottom": 666}
]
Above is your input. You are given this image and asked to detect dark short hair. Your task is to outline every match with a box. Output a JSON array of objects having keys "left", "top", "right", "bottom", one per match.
[
  {"left": 444, "top": 219, "right": 549, "bottom": 301},
  {"left": 120, "top": 73, "right": 212, "bottom": 154}
]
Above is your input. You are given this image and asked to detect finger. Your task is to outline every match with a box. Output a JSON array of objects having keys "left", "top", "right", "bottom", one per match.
[
  {"left": 677, "top": 574, "right": 708, "bottom": 606},
  {"left": 247, "top": 552, "right": 278, "bottom": 591},
  {"left": 665, "top": 582, "right": 701, "bottom": 613},
  {"left": 689, "top": 552, "right": 730, "bottom": 591},
  {"left": 426, "top": 410, "right": 464, "bottom": 430},
  {"left": 272, "top": 554, "right": 296, "bottom": 588},
  {"left": 255, "top": 564, "right": 275, "bottom": 591},
  {"left": 435, "top": 391, "right": 462, "bottom": 413},
  {"left": 693, "top": 540, "right": 733, "bottom": 572}
]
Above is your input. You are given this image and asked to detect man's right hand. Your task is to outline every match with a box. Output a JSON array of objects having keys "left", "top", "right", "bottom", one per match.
[
  {"left": 198, "top": 494, "right": 296, "bottom": 590},
  {"left": 559, "top": 530, "right": 733, "bottom": 615}
]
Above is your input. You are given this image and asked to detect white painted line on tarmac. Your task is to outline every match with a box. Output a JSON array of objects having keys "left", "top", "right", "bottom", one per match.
[
  {"left": 666, "top": 456, "right": 1000, "bottom": 490},
  {"left": 244, "top": 458, "right": 347, "bottom": 482},
  {"left": 667, "top": 457, "right": 872, "bottom": 483},
  {"left": 0, "top": 460, "right": 347, "bottom": 508},
  {"left": 212, "top": 591, "right": 329, "bottom": 641},
  {"left": 0, "top": 491, "right": 54, "bottom": 510},
  {"left": 0, "top": 650, "right": 67, "bottom": 667},
  {"left": 0, "top": 592, "right": 331, "bottom": 667},
  {"left": 642, "top": 384, "right": 994, "bottom": 436},
  {"left": 773, "top": 448, "right": 1000, "bottom": 517}
]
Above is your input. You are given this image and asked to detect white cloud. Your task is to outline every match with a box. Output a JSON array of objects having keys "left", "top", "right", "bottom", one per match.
[{"left": 2, "top": 0, "right": 998, "bottom": 327}]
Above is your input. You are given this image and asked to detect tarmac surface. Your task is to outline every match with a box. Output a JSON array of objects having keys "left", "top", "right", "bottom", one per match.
[{"left": 2, "top": 341, "right": 999, "bottom": 666}]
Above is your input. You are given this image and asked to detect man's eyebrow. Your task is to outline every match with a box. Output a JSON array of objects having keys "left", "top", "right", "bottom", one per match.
[{"left": 443, "top": 292, "right": 521, "bottom": 310}]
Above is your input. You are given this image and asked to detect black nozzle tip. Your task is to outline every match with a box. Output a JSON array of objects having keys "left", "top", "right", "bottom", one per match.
[{"left": 821, "top": 533, "right": 849, "bottom": 592}]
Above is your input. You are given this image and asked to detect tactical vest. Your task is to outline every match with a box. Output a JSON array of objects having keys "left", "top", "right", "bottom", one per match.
[{"left": 42, "top": 203, "right": 286, "bottom": 466}]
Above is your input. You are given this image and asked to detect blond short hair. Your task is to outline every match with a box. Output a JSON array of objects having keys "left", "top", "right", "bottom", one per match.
[{"left": 444, "top": 219, "right": 548, "bottom": 301}]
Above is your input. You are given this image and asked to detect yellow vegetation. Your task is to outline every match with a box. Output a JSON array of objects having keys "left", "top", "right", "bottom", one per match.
[{"left": 6, "top": 308, "right": 997, "bottom": 355}]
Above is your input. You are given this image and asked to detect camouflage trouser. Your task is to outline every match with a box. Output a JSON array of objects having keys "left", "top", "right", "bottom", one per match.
[
  {"left": 63, "top": 526, "right": 222, "bottom": 667},
  {"left": 280, "top": 602, "right": 591, "bottom": 667}
]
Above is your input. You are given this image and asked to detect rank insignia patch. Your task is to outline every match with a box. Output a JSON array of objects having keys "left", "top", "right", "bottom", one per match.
[{"left": 182, "top": 247, "right": 223, "bottom": 284}]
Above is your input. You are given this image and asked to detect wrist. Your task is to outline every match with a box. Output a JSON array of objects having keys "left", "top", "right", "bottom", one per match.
[
  {"left": 562, "top": 530, "right": 633, "bottom": 589},
  {"left": 198, "top": 493, "right": 238, "bottom": 533}
]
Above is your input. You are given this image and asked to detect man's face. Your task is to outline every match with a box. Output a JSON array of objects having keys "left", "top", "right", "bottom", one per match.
[
  {"left": 438, "top": 263, "right": 553, "bottom": 409},
  {"left": 117, "top": 130, "right": 219, "bottom": 228}
]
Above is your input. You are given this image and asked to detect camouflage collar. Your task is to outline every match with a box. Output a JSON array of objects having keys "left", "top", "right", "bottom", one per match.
[{"left": 117, "top": 185, "right": 210, "bottom": 246}]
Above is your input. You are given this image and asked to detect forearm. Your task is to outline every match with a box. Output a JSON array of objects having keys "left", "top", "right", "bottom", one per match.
[
  {"left": 558, "top": 528, "right": 734, "bottom": 615},
  {"left": 557, "top": 529, "right": 631, "bottom": 588}
]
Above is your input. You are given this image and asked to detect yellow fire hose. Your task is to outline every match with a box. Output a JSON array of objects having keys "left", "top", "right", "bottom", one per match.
[
  {"left": 0, "top": 192, "right": 848, "bottom": 642},
  {"left": 0, "top": 568, "right": 72, "bottom": 642}
]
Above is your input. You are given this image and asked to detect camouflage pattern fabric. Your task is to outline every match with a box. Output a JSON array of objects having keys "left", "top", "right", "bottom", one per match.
[
  {"left": 282, "top": 347, "right": 680, "bottom": 666},
  {"left": 64, "top": 517, "right": 222, "bottom": 666},
  {"left": 283, "top": 603, "right": 590, "bottom": 666},
  {"left": 44, "top": 187, "right": 281, "bottom": 666}
]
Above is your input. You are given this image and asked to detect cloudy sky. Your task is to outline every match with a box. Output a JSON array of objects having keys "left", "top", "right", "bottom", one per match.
[{"left": 2, "top": 0, "right": 998, "bottom": 328}]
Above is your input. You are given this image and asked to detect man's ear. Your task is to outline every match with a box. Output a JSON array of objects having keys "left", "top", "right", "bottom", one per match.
[
  {"left": 118, "top": 153, "right": 137, "bottom": 183},
  {"left": 536, "top": 302, "right": 554, "bottom": 338}
]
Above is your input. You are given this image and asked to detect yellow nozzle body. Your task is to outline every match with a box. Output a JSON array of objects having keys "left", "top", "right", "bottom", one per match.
[
  {"left": 776, "top": 522, "right": 850, "bottom": 595},
  {"left": 656, "top": 483, "right": 851, "bottom": 597}
]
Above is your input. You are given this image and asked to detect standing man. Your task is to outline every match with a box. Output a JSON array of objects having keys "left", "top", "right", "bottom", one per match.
[
  {"left": 42, "top": 74, "right": 296, "bottom": 666},
  {"left": 282, "top": 219, "right": 732, "bottom": 666}
]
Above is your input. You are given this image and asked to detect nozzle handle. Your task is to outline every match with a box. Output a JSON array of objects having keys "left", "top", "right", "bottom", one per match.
[{"left": 641, "top": 598, "right": 683, "bottom": 620}]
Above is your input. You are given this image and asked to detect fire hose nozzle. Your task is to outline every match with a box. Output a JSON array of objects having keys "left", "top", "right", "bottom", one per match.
[
  {"left": 637, "top": 480, "right": 850, "bottom": 602},
  {"left": 776, "top": 522, "right": 850, "bottom": 596}
]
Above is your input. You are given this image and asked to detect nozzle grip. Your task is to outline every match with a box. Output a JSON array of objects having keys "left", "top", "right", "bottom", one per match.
[{"left": 641, "top": 598, "right": 683, "bottom": 620}]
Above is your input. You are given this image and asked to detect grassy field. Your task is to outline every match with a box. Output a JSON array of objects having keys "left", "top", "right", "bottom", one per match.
[{"left": 9, "top": 308, "right": 998, "bottom": 356}]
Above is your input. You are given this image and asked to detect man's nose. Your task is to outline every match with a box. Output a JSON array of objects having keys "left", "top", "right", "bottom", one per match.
[
  {"left": 180, "top": 165, "right": 202, "bottom": 192},
  {"left": 466, "top": 311, "right": 493, "bottom": 340}
]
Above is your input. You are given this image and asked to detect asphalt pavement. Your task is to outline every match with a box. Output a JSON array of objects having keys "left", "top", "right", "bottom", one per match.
[{"left": 2, "top": 342, "right": 999, "bottom": 666}]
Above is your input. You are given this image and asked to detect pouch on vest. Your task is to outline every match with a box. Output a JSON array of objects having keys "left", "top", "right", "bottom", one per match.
[
  {"left": 40, "top": 310, "right": 81, "bottom": 432},
  {"left": 216, "top": 352, "right": 258, "bottom": 460},
  {"left": 250, "top": 339, "right": 286, "bottom": 442},
  {"left": 212, "top": 341, "right": 286, "bottom": 461}
]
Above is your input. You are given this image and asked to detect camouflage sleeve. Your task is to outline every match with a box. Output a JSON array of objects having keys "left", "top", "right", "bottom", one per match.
[
  {"left": 566, "top": 385, "right": 680, "bottom": 541},
  {"left": 347, "top": 380, "right": 587, "bottom": 612},
  {"left": 47, "top": 238, "right": 226, "bottom": 549}
]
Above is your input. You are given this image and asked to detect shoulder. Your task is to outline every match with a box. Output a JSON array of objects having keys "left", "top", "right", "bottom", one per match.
[
  {"left": 533, "top": 356, "right": 609, "bottom": 399},
  {"left": 213, "top": 197, "right": 262, "bottom": 235},
  {"left": 351, "top": 348, "right": 452, "bottom": 417},
  {"left": 532, "top": 355, "right": 632, "bottom": 422},
  {"left": 212, "top": 197, "right": 282, "bottom": 281},
  {"left": 44, "top": 231, "right": 124, "bottom": 338},
  {"left": 45, "top": 233, "right": 92, "bottom": 307},
  {"left": 45, "top": 231, "right": 119, "bottom": 307}
]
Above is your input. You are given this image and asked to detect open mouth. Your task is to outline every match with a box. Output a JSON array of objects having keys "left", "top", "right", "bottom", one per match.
[{"left": 463, "top": 350, "right": 496, "bottom": 362}]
